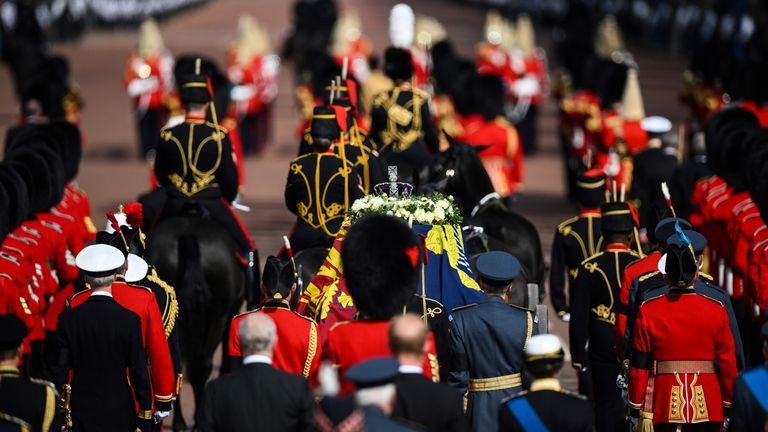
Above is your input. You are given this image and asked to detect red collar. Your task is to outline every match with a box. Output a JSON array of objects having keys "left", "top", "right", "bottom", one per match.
[
  {"left": 185, "top": 114, "right": 206, "bottom": 123},
  {"left": 605, "top": 243, "right": 630, "bottom": 252},
  {"left": 579, "top": 209, "right": 601, "bottom": 217}
]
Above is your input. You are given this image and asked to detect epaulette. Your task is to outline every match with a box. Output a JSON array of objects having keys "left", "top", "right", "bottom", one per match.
[
  {"left": 70, "top": 289, "right": 91, "bottom": 302},
  {"left": 412, "top": 87, "right": 429, "bottom": 100},
  {"left": 451, "top": 303, "right": 477, "bottom": 313},
  {"left": 205, "top": 121, "right": 230, "bottom": 134},
  {"left": 560, "top": 389, "right": 588, "bottom": 400},
  {"left": 638, "top": 271, "right": 660, "bottom": 282},
  {"left": 508, "top": 303, "right": 534, "bottom": 313},
  {"left": 29, "top": 377, "right": 58, "bottom": 394},
  {"left": 557, "top": 216, "right": 579, "bottom": 233},
  {"left": 580, "top": 252, "right": 604, "bottom": 265},
  {"left": 232, "top": 308, "right": 262, "bottom": 320},
  {"left": 328, "top": 320, "right": 354, "bottom": 332},
  {"left": 291, "top": 310, "right": 318, "bottom": 325},
  {"left": 699, "top": 272, "right": 713, "bottom": 281},
  {"left": 370, "top": 91, "right": 390, "bottom": 107},
  {"left": 146, "top": 268, "right": 178, "bottom": 337},
  {"left": 160, "top": 129, "right": 173, "bottom": 141}
]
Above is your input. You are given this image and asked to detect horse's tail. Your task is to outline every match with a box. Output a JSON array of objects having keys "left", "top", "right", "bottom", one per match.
[{"left": 178, "top": 234, "right": 210, "bottom": 336}]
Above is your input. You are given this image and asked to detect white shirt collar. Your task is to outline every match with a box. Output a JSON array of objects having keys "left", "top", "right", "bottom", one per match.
[
  {"left": 243, "top": 354, "right": 272, "bottom": 366},
  {"left": 91, "top": 290, "right": 112, "bottom": 297},
  {"left": 398, "top": 365, "right": 423, "bottom": 375}
]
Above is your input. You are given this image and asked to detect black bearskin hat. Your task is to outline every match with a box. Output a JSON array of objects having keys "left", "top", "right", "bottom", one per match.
[
  {"left": 0, "top": 164, "right": 30, "bottom": 230},
  {"left": 0, "top": 185, "right": 8, "bottom": 242},
  {"left": 342, "top": 214, "right": 421, "bottom": 320},
  {"left": 262, "top": 256, "right": 296, "bottom": 300},
  {"left": 383, "top": 47, "right": 414, "bottom": 83},
  {"left": 95, "top": 227, "right": 144, "bottom": 257},
  {"left": 473, "top": 74, "right": 505, "bottom": 121},
  {"left": 703, "top": 108, "right": 759, "bottom": 175},
  {"left": 6, "top": 150, "right": 54, "bottom": 217}
]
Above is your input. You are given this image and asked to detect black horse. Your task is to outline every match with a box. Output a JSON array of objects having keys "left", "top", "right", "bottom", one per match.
[
  {"left": 418, "top": 140, "right": 546, "bottom": 305},
  {"left": 146, "top": 216, "right": 245, "bottom": 431}
]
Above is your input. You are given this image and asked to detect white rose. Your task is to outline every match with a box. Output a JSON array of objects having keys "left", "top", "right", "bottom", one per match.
[
  {"left": 422, "top": 212, "right": 435, "bottom": 224},
  {"left": 434, "top": 207, "right": 446, "bottom": 221},
  {"left": 414, "top": 208, "right": 426, "bottom": 222},
  {"left": 438, "top": 199, "right": 451, "bottom": 210}
]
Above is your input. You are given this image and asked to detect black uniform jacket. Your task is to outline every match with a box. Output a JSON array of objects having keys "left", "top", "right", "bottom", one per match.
[
  {"left": 569, "top": 244, "right": 640, "bottom": 367},
  {"left": 369, "top": 86, "right": 439, "bottom": 175},
  {"left": 393, "top": 372, "right": 468, "bottom": 432},
  {"left": 285, "top": 152, "right": 363, "bottom": 245},
  {"left": 155, "top": 119, "right": 238, "bottom": 202},
  {"left": 54, "top": 295, "right": 151, "bottom": 431},
  {"left": 0, "top": 366, "right": 61, "bottom": 432},
  {"left": 498, "top": 379, "right": 593, "bottom": 432},
  {"left": 549, "top": 210, "right": 602, "bottom": 317},
  {"left": 198, "top": 362, "right": 315, "bottom": 432}
]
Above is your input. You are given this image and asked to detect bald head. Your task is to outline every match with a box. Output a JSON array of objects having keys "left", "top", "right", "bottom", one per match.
[
  {"left": 238, "top": 313, "right": 277, "bottom": 357},
  {"left": 389, "top": 314, "right": 428, "bottom": 360}
]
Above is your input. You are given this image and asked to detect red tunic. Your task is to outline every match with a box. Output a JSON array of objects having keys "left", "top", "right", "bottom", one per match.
[
  {"left": 325, "top": 319, "right": 439, "bottom": 395},
  {"left": 615, "top": 250, "right": 661, "bottom": 359},
  {"left": 124, "top": 50, "right": 174, "bottom": 111},
  {"left": 70, "top": 280, "right": 175, "bottom": 408},
  {"left": 459, "top": 114, "right": 522, "bottom": 195},
  {"left": 628, "top": 290, "right": 737, "bottom": 423},
  {"left": 227, "top": 300, "right": 321, "bottom": 383},
  {"left": 226, "top": 50, "right": 279, "bottom": 115}
]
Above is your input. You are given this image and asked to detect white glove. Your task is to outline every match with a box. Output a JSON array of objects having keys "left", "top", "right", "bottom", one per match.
[
  {"left": 512, "top": 76, "right": 541, "bottom": 98},
  {"left": 127, "top": 77, "right": 159, "bottom": 97},
  {"left": 153, "top": 411, "right": 170, "bottom": 424},
  {"left": 561, "top": 313, "right": 571, "bottom": 322},
  {"left": 230, "top": 85, "right": 255, "bottom": 102}
]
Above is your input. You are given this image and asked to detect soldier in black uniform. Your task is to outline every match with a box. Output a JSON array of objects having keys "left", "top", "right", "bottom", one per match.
[
  {"left": 569, "top": 201, "right": 640, "bottom": 432},
  {"left": 448, "top": 251, "right": 537, "bottom": 432},
  {"left": 299, "top": 84, "right": 386, "bottom": 195},
  {"left": 550, "top": 168, "right": 607, "bottom": 321},
  {"left": 152, "top": 61, "right": 256, "bottom": 264},
  {"left": 370, "top": 47, "right": 440, "bottom": 182},
  {"left": 285, "top": 105, "right": 363, "bottom": 253},
  {"left": 53, "top": 244, "right": 153, "bottom": 432},
  {"left": 498, "top": 334, "right": 593, "bottom": 432},
  {"left": 0, "top": 314, "right": 61, "bottom": 432}
]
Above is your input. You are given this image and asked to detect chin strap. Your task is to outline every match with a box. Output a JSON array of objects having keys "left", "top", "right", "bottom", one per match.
[{"left": 471, "top": 192, "right": 501, "bottom": 217}]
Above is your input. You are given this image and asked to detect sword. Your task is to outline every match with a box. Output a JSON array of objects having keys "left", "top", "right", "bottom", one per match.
[{"left": 61, "top": 383, "right": 73, "bottom": 431}]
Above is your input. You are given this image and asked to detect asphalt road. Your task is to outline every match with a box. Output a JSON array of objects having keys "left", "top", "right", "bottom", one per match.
[{"left": 0, "top": 0, "right": 687, "bottom": 423}]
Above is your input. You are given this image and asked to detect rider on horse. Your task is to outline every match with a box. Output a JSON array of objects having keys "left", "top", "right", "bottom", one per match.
[
  {"left": 151, "top": 59, "right": 257, "bottom": 277},
  {"left": 285, "top": 105, "right": 363, "bottom": 253}
]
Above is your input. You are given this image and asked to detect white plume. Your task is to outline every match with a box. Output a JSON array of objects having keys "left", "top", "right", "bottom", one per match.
[{"left": 389, "top": 3, "right": 415, "bottom": 48}]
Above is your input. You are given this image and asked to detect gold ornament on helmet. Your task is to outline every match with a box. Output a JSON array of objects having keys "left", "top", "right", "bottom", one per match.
[
  {"left": 484, "top": 10, "right": 505, "bottom": 46},
  {"left": 595, "top": 15, "right": 625, "bottom": 59},
  {"left": 515, "top": 14, "right": 536, "bottom": 58},
  {"left": 414, "top": 15, "right": 446, "bottom": 50},
  {"left": 234, "top": 14, "right": 271, "bottom": 66},
  {"left": 137, "top": 19, "right": 164, "bottom": 58}
]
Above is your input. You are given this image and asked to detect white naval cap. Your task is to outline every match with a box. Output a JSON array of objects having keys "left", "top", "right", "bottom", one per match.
[
  {"left": 640, "top": 116, "right": 673, "bottom": 134},
  {"left": 76, "top": 244, "right": 125, "bottom": 276},
  {"left": 524, "top": 334, "right": 563, "bottom": 357},
  {"left": 124, "top": 254, "right": 149, "bottom": 283}
]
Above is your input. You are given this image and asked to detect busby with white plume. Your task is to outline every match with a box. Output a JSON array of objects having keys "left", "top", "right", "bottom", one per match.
[{"left": 389, "top": 3, "right": 415, "bottom": 49}]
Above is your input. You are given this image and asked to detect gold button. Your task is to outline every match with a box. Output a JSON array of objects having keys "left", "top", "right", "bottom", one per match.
[
  {"left": 699, "top": 403, "right": 704, "bottom": 407},
  {"left": 697, "top": 390, "right": 702, "bottom": 395},
  {"left": 672, "top": 397, "right": 677, "bottom": 402},
  {"left": 672, "top": 391, "right": 678, "bottom": 395},
  {"left": 698, "top": 396, "right": 703, "bottom": 401},
  {"left": 700, "top": 408, "right": 705, "bottom": 413}
]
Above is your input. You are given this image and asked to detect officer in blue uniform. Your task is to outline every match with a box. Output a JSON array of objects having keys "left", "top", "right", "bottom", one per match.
[
  {"left": 730, "top": 316, "right": 768, "bottom": 431},
  {"left": 345, "top": 357, "right": 416, "bottom": 432},
  {"left": 498, "top": 334, "right": 592, "bottom": 431},
  {"left": 448, "top": 251, "right": 537, "bottom": 432},
  {"left": 623, "top": 229, "right": 745, "bottom": 371}
]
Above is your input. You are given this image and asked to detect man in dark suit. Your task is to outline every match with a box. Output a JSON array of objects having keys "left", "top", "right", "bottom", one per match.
[
  {"left": 390, "top": 314, "right": 467, "bottom": 432},
  {"left": 198, "top": 313, "right": 315, "bottom": 432},
  {"left": 54, "top": 244, "right": 154, "bottom": 432},
  {"left": 0, "top": 314, "right": 61, "bottom": 432},
  {"left": 499, "top": 334, "right": 592, "bottom": 431}
]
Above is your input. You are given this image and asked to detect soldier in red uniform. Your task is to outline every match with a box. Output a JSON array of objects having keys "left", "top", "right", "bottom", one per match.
[
  {"left": 226, "top": 15, "right": 279, "bottom": 155},
  {"left": 458, "top": 74, "right": 523, "bottom": 198},
  {"left": 70, "top": 235, "right": 175, "bottom": 418},
  {"left": 228, "top": 256, "right": 320, "bottom": 382},
  {"left": 324, "top": 215, "right": 439, "bottom": 394},
  {"left": 124, "top": 19, "right": 175, "bottom": 158},
  {"left": 628, "top": 231, "right": 738, "bottom": 431}
]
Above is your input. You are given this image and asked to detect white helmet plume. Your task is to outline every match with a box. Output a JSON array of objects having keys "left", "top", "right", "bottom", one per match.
[{"left": 389, "top": 3, "right": 415, "bottom": 48}]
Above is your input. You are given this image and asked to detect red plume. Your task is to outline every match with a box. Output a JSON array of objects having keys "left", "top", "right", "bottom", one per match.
[
  {"left": 124, "top": 202, "right": 143, "bottom": 230},
  {"left": 404, "top": 246, "right": 420, "bottom": 268},
  {"left": 106, "top": 211, "right": 121, "bottom": 233}
]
